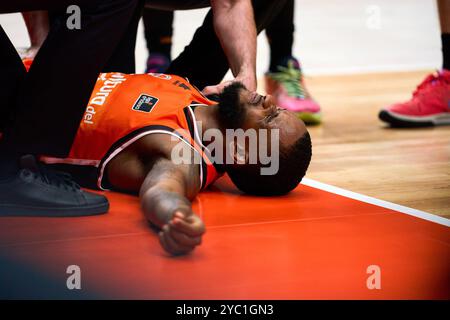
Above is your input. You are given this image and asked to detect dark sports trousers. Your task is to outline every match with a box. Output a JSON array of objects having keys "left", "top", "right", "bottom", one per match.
[
  {"left": 0, "top": 0, "right": 139, "bottom": 157},
  {"left": 142, "top": 0, "right": 294, "bottom": 72},
  {"left": 266, "top": 0, "right": 295, "bottom": 71},
  {"left": 143, "top": 9, "right": 174, "bottom": 59},
  {"left": 121, "top": 0, "right": 289, "bottom": 90}
]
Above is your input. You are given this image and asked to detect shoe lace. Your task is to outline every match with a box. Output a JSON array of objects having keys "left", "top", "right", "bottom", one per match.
[
  {"left": 23, "top": 160, "right": 81, "bottom": 192},
  {"left": 412, "top": 71, "right": 446, "bottom": 97},
  {"left": 269, "top": 60, "right": 305, "bottom": 98}
]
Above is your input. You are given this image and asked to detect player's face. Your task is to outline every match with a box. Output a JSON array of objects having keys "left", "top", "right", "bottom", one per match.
[
  {"left": 237, "top": 88, "right": 307, "bottom": 148},
  {"left": 217, "top": 82, "right": 306, "bottom": 151}
]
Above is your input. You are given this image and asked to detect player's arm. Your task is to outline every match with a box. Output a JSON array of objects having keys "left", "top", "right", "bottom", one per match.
[
  {"left": 203, "top": 0, "right": 257, "bottom": 95},
  {"left": 139, "top": 158, "right": 205, "bottom": 255}
]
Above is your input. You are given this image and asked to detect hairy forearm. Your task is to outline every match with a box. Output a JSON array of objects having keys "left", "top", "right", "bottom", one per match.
[
  {"left": 211, "top": 0, "right": 257, "bottom": 90},
  {"left": 141, "top": 188, "right": 192, "bottom": 228}
]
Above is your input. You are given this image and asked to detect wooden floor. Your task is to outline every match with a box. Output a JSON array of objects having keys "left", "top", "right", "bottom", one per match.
[{"left": 288, "top": 70, "right": 450, "bottom": 218}]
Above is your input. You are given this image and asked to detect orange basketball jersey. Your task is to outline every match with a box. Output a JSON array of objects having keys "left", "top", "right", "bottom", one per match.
[{"left": 41, "top": 73, "right": 222, "bottom": 190}]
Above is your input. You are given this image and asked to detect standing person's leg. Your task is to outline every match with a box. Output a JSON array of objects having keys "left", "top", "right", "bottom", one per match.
[
  {"left": 143, "top": 8, "right": 174, "bottom": 73},
  {"left": 2, "top": 0, "right": 138, "bottom": 157},
  {"left": 102, "top": 0, "right": 144, "bottom": 73},
  {"left": 265, "top": 0, "right": 294, "bottom": 72},
  {"left": 264, "top": 0, "right": 322, "bottom": 125},
  {"left": 0, "top": 27, "right": 26, "bottom": 136},
  {"left": 0, "top": 0, "right": 139, "bottom": 216},
  {"left": 47, "top": 1, "right": 143, "bottom": 74},
  {"left": 165, "top": 0, "right": 289, "bottom": 91},
  {"left": 378, "top": 0, "right": 450, "bottom": 127}
]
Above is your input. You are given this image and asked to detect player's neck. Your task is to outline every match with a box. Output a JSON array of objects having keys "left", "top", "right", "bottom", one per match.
[{"left": 193, "top": 104, "right": 221, "bottom": 143}]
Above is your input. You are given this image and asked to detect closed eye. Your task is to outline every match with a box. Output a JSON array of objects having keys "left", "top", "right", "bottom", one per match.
[{"left": 264, "top": 110, "right": 280, "bottom": 122}]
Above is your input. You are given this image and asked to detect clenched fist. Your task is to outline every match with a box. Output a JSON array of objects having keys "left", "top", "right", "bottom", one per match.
[{"left": 159, "top": 211, "right": 205, "bottom": 255}]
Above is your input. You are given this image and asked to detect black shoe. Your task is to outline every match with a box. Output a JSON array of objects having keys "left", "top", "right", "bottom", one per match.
[{"left": 0, "top": 155, "right": 109, "bottom": 217}]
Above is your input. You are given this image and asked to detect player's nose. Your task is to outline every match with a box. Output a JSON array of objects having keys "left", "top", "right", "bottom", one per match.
[{"left": 262, "top": 95, "right": 276, "bottom": 109}]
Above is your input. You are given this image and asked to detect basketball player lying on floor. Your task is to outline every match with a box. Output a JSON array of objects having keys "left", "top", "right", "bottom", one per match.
[{"left": 42, "top": 73, "right": 312, "bottom": 255}]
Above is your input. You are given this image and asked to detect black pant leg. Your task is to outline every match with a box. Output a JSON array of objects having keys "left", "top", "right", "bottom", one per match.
[
  {"left": 104, "top": 0, "right": 209, "bottom": 74},
  {"left": 48, "top": 1, "right": 143, "bottom": 74},
  {"left": 266, "top": 0, "right": 295, "bottom": 70},
  {"left": 143, "top": 8, "right": 174, "bottom": 58},
  {"left": 0, "top": 26, "right": 26, "bottom": 133},
  {"left": 144, "top": 0, "right": 209, "bottom": 11},
  {"left": 166, "top": 0, "right": 289, "bottom": 90},
  {"left": 1, "top": 0, "right": 139, "bottom": 157},
  {"left": 103, "top": 0, "right": 145, "bottom": 73},
  {"left": 0, "top": 1, "right": 110, "bottom": 14}
]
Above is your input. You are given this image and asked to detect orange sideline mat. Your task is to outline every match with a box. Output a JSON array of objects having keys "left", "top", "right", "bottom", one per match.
[{"left": 0, "top": 176, "right": 448, "bottom": 299}]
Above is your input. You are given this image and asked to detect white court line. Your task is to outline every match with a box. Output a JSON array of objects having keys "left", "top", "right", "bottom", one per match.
[{"left": 301, "top": 178, "right": 450, "bottom": 227}]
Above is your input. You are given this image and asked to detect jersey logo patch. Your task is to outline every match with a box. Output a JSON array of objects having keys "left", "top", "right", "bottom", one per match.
[{"left": 132, "top": 94, "right": 158, "bottom": 113}]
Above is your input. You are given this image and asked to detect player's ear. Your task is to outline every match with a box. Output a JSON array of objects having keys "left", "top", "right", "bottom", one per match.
[{"left": 228, "top": 140, "right": 249, "bottom": 165}]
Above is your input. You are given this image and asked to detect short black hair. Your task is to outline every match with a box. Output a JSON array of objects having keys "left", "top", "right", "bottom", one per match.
[{"left": 227, "top": 131, "right": 312, "bottom": 196}]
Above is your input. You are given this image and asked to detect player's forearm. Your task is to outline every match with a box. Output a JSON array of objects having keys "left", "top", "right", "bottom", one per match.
[
  {"left": 140, "top": 187, "right": 192, "bottom": 228},
  {"left": 22, "top": 11, "right": 49, "bottom": 48},
  {"left": 211, "top": 0, "right": 257, "bottom": 91}
]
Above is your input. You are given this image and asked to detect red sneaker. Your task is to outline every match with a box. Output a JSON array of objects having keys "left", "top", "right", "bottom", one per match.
[{"left": 379, "top": 70, "right": 450, "bottom": 127}]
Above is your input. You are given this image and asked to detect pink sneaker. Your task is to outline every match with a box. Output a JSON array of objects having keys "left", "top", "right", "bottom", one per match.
[
  {"left": 265, "top": 58, "right": 321, "bottom": 125},
  {"left": 379, "top": 70, "right": 450, "bottom": 127},
  {"left": 145, "top": 53, "right": 171, "bottom": 74}
]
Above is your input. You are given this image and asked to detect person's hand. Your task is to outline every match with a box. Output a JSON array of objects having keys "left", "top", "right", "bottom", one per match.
[
  {"left": 202, "top": 80, "right": 234, "bottom": 96},
  {"left": 201, "top": 73, "right": 257, "bottom": 96},
  {"left": 158, "top": 211, "right": 205, "bottom": 255},
  {"left": 235, "top": 73, "right": 257, "bottom": 92}
]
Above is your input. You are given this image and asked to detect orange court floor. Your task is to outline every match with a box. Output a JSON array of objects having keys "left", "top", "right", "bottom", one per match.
[
  {"left": 0, "top": 71, "right": 449, "bottom": 299},
  {"left": 0, "top": 175, "right": 448, "bottom": 299}
]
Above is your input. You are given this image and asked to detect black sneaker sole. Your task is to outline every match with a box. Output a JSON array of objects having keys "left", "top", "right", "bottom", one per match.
[
  {"left": 0, "top": 202, "right": 109, "bottom": 217},
  {"left": 378, "top": 110, "right": 434, "bottom": 128}
]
